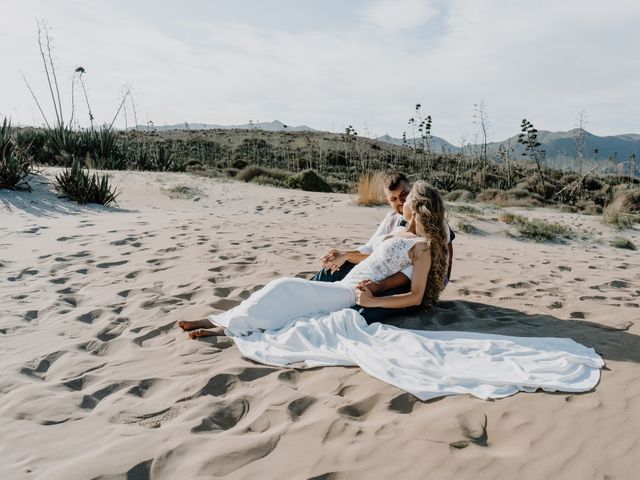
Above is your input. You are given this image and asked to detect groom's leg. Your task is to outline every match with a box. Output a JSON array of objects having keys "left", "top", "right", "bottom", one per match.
[
  {"left": 354, "top": 286, "right": 422, "bottom": 324},
  {"left": 310, "top": 262, "right": 356, "bottom": 282}
]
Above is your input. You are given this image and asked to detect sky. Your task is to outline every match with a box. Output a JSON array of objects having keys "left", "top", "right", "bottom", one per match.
[{"left": 1, "top": 0, "right": 639, "bottom": 144}]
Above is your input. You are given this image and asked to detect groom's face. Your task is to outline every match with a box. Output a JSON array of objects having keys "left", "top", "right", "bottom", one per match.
[{"left": 385, "top": 182, "right": 411, "bottom": 215}]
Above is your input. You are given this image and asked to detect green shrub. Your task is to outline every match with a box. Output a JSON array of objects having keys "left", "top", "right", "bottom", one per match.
[
  {"left": 499, "top": 212, "right": 572, "bottom": 242},
  {"left": 451, "top": 204, "right": 483, "bottom": 216},
  {"left": 153, "top": 143, "right": 186, "bottom": 172},
  {"left": 251, "top": 175, "right": 288, "bottom": 188},
  {"left": 81, "top": 128, "right": 126, "bottom": 170},
  {"left": 575, "top": 199, "right": 601, "bottom": 215},
  {"left": 516, "top": 218, "right": 572, "bottom": 242},
  {"left": 498, "top": 212, "right": 525, "bottom": 224},
  {"left": 611, "top": 237, "right": 637, "bottom": 250},
  {"left": 287, "top": 169, "right": 332, "bottom": 192},
  {"left": 444, "top": 189, "right": 474, "bottom": 202},
  {"left": 237, "top": 165, "right": 288, "bottom": 183},
  {"left": 477, "top": 188, "right": 543, "bottom": 207},
  {"left": 54, "top": 159, "right": 119, "bottom": 206},
  {"left": 0, "top": 119, "right": 33, "bottom": 191},
  {"left": 456, "top": 220, "right": 477, "bottom": 234},
  {"left": 15, "top": 128, "right": 48, "bottom": 165},
  {"left": 603, "top": 190, "right": 640, "bottom": 229}
]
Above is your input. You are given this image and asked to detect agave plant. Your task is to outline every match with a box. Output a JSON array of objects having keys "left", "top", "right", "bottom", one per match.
[
  {"left": 14, "top": 128, "right": 48, "bottom": 165},
  {"left": 81, "top": 127, "right": 127, "bottom": 169},
  {"left": 153, "top": 143, "right": 186, "bottom": 172},
  {"left": 45, "top": 126, "right": 86, "bottom": 166},
  {"left": 0, "top": 118, "right": 34, "bottom": 191},
  {"left": 54, "top": 158, "right": 119, "bottom": 206}
]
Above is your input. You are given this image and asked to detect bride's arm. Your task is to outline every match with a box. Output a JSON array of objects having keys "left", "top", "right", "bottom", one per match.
[{"left": 356, "top": 244, "right": 431, "bottom": 308}]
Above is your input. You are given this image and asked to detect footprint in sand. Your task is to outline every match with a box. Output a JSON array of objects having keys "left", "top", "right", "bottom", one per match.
[
  {"left": 337, "top": 395, "right": 378, "bottom": 421},
  {"left": 287, "top": 396, "right": 316, "bottom": 421},
  {"left": 450, "top": 412, "right": 488, "bottom": 449},
  {"left": 212, "top": 287, "right": 233, "bottom": 298},
  {"left": 118, "top": 402, "right": 191, "bottom": 429},
  {"left": 210, "top": 298, "right": 240, "bottom": 310},
  {"left": 76, "top": 309, "right": 103, "bottom": 324},
  {"left": 192, "top": 398, "right": 250, "bottom": 432},
  {"left": 96, "top": 260, "right": 129, "bottom": 269},
  {"left": 19, "top": 351, "right": 64, "bottom": 379},
  {"left": 96, "top": 317, "right": 129, "bottom": 341},
  {"left": 7, "top": 267, "right": 39, "bottom": 281},
  {"left": 277, "top": 369, "right": 300, "bottom": 385},
  {"left": 388, "top": 392, "right": 418, "bottom": 414}
]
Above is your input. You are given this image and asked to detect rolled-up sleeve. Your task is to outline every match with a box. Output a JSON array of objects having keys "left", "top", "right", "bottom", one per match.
[{"left": 356, "top": 212, "right": 395, "bottom": 254}]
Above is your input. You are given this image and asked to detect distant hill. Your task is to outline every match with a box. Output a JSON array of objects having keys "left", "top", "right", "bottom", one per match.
[
  {"left": 375, "top": 134, "right": 461, "bottom": 154},
  {"left": 483, "top": 129, "right": 640, "bottom": 170},
  {"left": 376, "top": 129, "right": 640, "bottom": 172},
  {"left": 133, "top": 120, "right": 639, "bottom": 173},
  {"left": 135, "top": 120, "right": 315, "bottom": 132}
]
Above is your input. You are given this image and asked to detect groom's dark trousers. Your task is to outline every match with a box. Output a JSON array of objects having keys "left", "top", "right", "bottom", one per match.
[{"left": 311, "top": 263, "right": 421, "bottom": 324}]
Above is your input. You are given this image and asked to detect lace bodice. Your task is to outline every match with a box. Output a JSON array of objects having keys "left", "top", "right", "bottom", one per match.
[{"left": 339, "top": 236, "right": 423, "bottom": 289}]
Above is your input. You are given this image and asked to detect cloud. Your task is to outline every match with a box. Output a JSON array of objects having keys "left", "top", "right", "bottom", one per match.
[
  {"left": 361, "top": 0, "right": 439, "bottom": 31},
  {"left": 1, "top": 0, "right": 640, "bottom": 142}
]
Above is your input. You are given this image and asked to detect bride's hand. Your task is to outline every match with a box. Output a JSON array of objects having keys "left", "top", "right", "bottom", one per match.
[
  {"left": 356, "top": 285, "right": 376, "bottom": 307},
  {"left": 357, "top": 279, "right": 382, "bottom": 296}
]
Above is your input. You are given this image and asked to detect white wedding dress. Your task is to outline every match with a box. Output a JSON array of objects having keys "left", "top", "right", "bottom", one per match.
[{"left": 209, "top": 236, "right": 604, "bottom": 401}]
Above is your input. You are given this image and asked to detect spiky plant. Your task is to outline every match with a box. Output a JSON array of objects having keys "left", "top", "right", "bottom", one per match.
[
  {"left": 54, "top": 158, "right": 119, "bottom": 206},
  {"left": 0, "top": 118, "right": 34, "bottom": 191}
]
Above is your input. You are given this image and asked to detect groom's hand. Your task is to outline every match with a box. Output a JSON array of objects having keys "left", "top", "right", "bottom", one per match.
[
  {"left": 320, "top": 248, "right": 340, "bottom": 265},
  {"left": 321, "top": 249, "right": 347, "bottom": 272},
  {"left": 356, "top": 284, "right": 376, "bottom": 307},
  {"left": 357, "top": 279, "right": 383, "bottom": 296}
]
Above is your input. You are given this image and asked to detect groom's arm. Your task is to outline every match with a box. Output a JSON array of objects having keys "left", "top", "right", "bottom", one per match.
[
  {"left": 321, "top": 249, "right": 370, "bottom": 272},
  {"left": 359, "top": 271, "right": 410, "bottom": 295}
]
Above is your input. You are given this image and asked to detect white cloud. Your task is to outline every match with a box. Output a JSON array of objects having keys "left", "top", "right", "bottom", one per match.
[
  {"left": 361, "top": 0, "right": 439, "bottom": 31},
  {"left": 1, "top": 0, "right": 640, "bottom": 142}
]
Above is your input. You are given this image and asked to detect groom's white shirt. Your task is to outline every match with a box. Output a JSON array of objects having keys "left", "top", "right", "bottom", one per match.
[{"left": 356, "top": 211, "right": 404, "bottom": 255}]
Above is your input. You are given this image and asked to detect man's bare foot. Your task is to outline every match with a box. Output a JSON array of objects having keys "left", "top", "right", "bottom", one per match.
[
  {"left": 178, "top": 319, "right": 213, "bottom": 331},
  {"left": 188, "top": 327, "right": 226, "bottom": 339}
]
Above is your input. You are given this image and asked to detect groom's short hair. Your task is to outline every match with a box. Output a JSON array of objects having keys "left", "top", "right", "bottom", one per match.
[{"left": 383, "top": 172, "right": 410, "bottom": 191}]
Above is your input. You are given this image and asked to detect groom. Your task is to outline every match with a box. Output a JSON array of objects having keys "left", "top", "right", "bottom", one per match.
[{"left": 312, "top": 172, "right": 454, "bottom": 324}]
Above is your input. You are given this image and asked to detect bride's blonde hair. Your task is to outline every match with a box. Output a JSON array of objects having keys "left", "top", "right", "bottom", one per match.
[{"left": 409, "top": 181, "right": 448, "bottom": 307}]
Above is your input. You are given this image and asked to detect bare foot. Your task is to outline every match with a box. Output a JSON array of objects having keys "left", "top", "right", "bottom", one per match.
[
  {"left": 178, "top": 319, "right": 213, "bottom": 331},
  {"left": 188, "top": 327, "right": 226, "bottom": 339}
]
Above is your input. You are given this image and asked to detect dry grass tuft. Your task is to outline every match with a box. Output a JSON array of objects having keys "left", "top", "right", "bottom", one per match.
[
  {"left": 355, "top": 171, "right": 387, "bottom": 206},
  {"left": 603, "top": 190, "right": 640, "bottom": 228}
]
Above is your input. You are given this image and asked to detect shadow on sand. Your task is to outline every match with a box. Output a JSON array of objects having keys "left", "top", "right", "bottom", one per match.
[
  {"left": 389, "top": 299, "right": 639, "bottom": 364},
  {"left": 0, "top": 174, "right": 133, "bottom": 217}
]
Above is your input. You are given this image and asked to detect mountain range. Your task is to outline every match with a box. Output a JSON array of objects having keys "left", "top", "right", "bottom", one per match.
[
  {"left": 135, "top": 120, "right": 639, "bottom": 170},
  {"left": 136, "top": 119, "right": 315, "bottom": 132}
]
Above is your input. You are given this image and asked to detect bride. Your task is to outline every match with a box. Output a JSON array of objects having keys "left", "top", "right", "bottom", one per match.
[{"left": 179, "top": 182, "right": 603, "bottom": 401}]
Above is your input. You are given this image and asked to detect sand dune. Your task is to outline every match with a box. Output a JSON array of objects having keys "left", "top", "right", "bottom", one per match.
[{"left": 1, "top": 169, "right": 639, "bottom": 479}]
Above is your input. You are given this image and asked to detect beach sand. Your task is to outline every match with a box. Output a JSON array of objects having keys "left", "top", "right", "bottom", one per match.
[{"left": 1, "top": 169, "right": 639, "bottom": 480}]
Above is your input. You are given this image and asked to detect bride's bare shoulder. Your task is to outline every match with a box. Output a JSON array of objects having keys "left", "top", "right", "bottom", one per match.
[{"left": 410, "top": 238, "right": 431, "bottom": 258}]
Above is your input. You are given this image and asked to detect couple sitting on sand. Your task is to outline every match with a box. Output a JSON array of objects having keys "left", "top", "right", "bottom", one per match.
[
  {"left": 179, "top": 172, "right": 452, "bottom": 338},
  {"left": 177, "top": 173, "right": 603, "bottom": 401}
]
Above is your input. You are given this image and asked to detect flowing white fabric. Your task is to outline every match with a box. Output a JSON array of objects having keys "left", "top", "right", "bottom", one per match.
[{"left": 209, "top": 236, "right": 604, "bottom": 401}]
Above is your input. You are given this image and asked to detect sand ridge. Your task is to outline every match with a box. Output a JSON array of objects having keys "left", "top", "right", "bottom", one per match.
[{"left": 0, "top": 169, "right": 639, "bottom": 479}]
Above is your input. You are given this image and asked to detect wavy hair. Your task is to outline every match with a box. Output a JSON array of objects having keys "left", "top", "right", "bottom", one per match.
[{"left": 409, "top": 181, "right": 448, "bottom": 307}]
